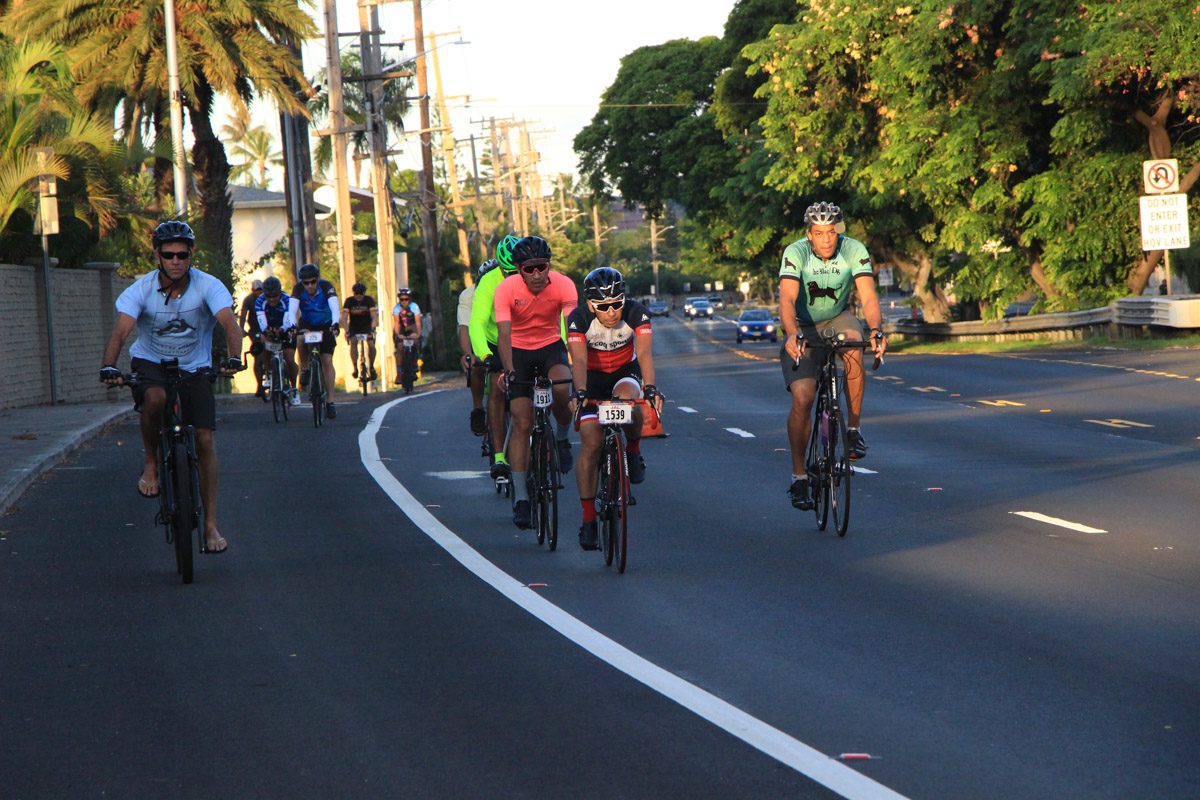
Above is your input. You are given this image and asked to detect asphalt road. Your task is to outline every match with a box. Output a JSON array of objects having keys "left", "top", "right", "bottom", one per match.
[{"left": 2, "top": 316, "right": 1197, "bottom": 799}]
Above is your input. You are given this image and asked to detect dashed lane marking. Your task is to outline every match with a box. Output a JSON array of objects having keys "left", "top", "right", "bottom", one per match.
[
  {"left": 724, "top": 428, "right": 755, "bottom": 438},
  {"left": 978, "top": 400, "right": 1026, "bottom": 407},
  {"left": 677, "top": 406, "right": 698, "bottom": 414},
  {"left": 361, "top": 392, "right": 912, "bottom": 800},
  {"left": 1010, "top": 511, "right": 1108, "bottom": 534},
  {"left": 1084, "top": 419, "right": 1155, "bottom": 429}
]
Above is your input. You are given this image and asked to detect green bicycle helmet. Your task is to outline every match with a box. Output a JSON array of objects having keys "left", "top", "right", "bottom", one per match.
[{"left": 495, "top": 234, "right": 521, "bottom": 274}]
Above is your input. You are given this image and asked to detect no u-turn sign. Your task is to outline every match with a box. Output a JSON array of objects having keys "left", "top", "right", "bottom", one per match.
[{"left": 1143, "top": 159, "right": 1179, "bottom": 194}]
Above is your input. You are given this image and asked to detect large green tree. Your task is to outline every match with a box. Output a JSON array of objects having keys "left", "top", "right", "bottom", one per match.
[
  {"left": 5, "top": 0, "right": 317, "bottom": 286},
  {"left": 575, "top": 37, "right": 728, "bottom": 221}
]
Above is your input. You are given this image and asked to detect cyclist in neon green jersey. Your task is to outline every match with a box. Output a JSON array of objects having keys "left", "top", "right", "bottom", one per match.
[
  {"left": 469, "top": 234, "right": 521, "bottom": 483},
  {"left": 778, "top": 202, "right": 887, "bottom": 510}
]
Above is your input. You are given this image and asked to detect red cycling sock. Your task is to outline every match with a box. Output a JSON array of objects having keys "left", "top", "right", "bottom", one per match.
[{"left": 580, "top": 497, "right": 597, "bottom": 522}]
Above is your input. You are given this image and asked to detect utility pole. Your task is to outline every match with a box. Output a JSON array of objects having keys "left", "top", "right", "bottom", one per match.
[
  {"left": 358, "top": 0, "right": 399, "bottom": 381},
  {"left": 163, "top": 0, "right": 188, "bottom": 217},
  {"left": 411, "top": 0, "right": 446, "bottom": 365},
  {"left": 467, "top": 134, "right": 485, "bottom": 248},
  {"left": 320, "top": 0, "right": 357, "bottom": 297},
  {"left": 429, "top": 31, "right": 472, "bottom": 281}
]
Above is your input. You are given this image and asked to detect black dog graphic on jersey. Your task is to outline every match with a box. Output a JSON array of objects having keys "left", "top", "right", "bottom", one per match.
[{"left": 805, "top": 281, "right": 838, "bottom": 306}]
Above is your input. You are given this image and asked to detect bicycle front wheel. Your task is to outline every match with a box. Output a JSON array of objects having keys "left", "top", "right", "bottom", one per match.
[
  {"left": 171, "top": 443, "right": 195, "bottom": 584},
  {"left": 310, "top": 361, "right": 323, "bottom": 428},
  {"left": 806, "top": 396, "right": 830, "bottom": 531},
  {"left": 598, "top": 451, "right": 614, "bottom": 566},
  {"left": 830, "top": 409, "right": 852, "bottom": 537},
  {"left": 545, "top": 433, "right": 560, "bottom": 552},
  {"left": 612, "top": 434, "right": 629, "bottom": 573},
  {"left": 531, "top": 430, "right": 546, "bottom": 546}
]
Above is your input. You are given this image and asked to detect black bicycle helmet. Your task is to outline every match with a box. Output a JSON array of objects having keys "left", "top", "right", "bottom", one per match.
[
  {"left": 352, "top": 281, "right": 366, "bottom": 294},
  {"left": 262, "top": 276, "right": 282, "bottom": 297},
  {"left": 152, "top": 220, "right": 194, "bottom": 248},
  {"left": 298, "top": 263, "right": 320, "bottom": 281},
  {"left": 583, "top": 267, "right": 626, "bottom": 301},
  {"left": 510, "top": 235, "right": 551, "bottom": 266}
]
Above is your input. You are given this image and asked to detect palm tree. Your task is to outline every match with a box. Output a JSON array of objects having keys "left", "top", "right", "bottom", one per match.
[
  {"left": 221, "top": 107, "right": 281, "bottom": 189},
  {"left": 3, "top": 0, "right": 318, "bottom": 285},
  {"left": 0, "top": 37, "right": 120, "bottom": 246}
]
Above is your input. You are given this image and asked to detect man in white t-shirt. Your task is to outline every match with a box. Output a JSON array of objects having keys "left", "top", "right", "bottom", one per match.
[{"left": 100, "top": 221, "right": 244, "bottom": 555}]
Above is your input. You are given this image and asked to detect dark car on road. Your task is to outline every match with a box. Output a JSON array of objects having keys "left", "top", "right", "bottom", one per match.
[
  {"left": 685, "top": 299, "right": 714, "bottom": 319},
  {"left": 647, "top": 300, "right": 669, "bottom": 317},
  {"left": 736, "top": 309, "right": 777, "bottom": 343}
]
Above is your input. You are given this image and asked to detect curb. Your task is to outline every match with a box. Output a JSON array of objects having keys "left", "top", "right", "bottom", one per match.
[{"left": 1, "top": 405, "right": 135, "bottom": 518}]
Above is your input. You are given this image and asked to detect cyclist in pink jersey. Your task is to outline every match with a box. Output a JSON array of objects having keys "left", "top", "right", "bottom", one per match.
[{"left": 496, "top": 236, "right": 578, "bottom": 530}]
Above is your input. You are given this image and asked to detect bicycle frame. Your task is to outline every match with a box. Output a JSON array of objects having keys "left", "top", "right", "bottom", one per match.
[
  {"left": 301, "top": 330, "right": 326, "bottom": 428},
  {"left": 508, "top": 370, "right": 574, "bottom": 550},
  {"left": 591, "top": 398, "right": 640, "bottom": 573}
]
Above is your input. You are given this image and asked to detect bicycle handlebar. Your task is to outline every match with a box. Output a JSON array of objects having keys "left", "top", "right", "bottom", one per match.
[{"left": 799, "top": 330, "right": 883, "bottom": 371}]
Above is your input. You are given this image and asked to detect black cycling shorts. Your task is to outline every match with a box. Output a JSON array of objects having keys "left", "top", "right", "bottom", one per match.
[
  {"left": 780, "top": 309, "right": 864, "bottom": 389},
  {"left": 584, "top": 362, "right": 642, "bottom": 400},
  {"left": 129, "top": 357, "right": 217, "bottom": 431},
  {"left": 510, "top": 340, "right": 570, "bottom": 400},
  {"left": 298, "top": 325, "right": 337, "bottom": 355}
]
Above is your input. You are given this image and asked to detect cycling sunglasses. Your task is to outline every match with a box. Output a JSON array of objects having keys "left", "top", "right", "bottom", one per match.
[
  {"left": 159, "top": 250, "right": 192, "bottom": 261},
  {"left": 302, "top": 278, "right": 319, "bottom": 286},
  {"left": 519, "top": 260, "right": 550, "bottom": 274},
  {"left": 592, "top": 299, "right": 624, "bottom": 313}
]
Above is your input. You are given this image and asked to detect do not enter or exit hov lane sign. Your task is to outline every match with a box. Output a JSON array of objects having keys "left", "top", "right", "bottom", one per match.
[
  {"left": 1143, "top": 159, "right": 1179, "bottom": 193},
  {"left": 1139, "top": 193, "right": 1190, "bottom": 251}
]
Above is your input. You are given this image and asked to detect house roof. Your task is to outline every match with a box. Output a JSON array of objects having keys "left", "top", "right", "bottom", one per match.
[{"left": 229, "top": 184, "right": 330, "bottom": 214}]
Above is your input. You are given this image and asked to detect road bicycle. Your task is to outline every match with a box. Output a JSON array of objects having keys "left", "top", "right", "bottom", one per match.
[
  {"left": 122, "top": 360, "right": 219, "bottom": 584},
  {"left": 262, "top": 336, "right": 292, "bottom": 423},
  {"left": 802, "top": 328, "right": 881, "bottom": 537},
  {"left": 591, "top": 398, "right": 645, "bottom": 574},
  {"left": 396, "top": 335, "right": 419, "bottom": 395},
  {"left": 509, "top": 369, "right": 574, "bottom": 550},
  {"left": 352, "top": 333, "right": 374, "bottom": 395},
  {"left": 301, "top": 330, "right": 327, "bottom": 428}
]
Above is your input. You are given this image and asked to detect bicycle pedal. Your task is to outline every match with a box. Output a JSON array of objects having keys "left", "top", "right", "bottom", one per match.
[{"left": 628, "top": 493, "right": 637, "bottom": 506}]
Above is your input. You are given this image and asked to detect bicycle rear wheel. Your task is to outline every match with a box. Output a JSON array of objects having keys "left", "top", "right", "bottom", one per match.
[
  {"left": 171, "top": 443, "right": 195, "bottom": 584},
  {"left": 830, "top": 408, "right": 851, "bottom": 537},
  {"left": 612, "top": 434, "right": 629, "bottom": 573}
]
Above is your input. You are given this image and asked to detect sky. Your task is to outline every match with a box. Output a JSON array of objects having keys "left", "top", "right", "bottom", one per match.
[{"left": 228, "top": 0, "right": 739, "bottom": 189}]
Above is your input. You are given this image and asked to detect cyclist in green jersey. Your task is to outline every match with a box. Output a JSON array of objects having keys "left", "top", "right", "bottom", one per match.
[
  {"left": 468, "top": 234, "right": 522, "bottom": 483},
  {"left": 778, "top": 202, "right": 888, "bottom": 510}
]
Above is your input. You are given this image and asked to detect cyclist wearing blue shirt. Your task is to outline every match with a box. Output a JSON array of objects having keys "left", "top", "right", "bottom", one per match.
[
  {"left": 255, "top": 276, "right": 299, "bottom": 402},
  {"left": 392, "top": 287, "right": 422, "bottom": 385},
  {"left": 99, "top": 220, "right": 244, "bottom": 555},
  {"left": 289, "top": 263, "right": 341, "bottom": 419}
]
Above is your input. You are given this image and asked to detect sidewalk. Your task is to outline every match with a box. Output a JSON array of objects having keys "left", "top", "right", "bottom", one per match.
[
  {"left": 0, "top": 370, "right": 463, "bottom": 518},
  {"left": 0, "top": 399, "right": 133, "bottom": 518}
]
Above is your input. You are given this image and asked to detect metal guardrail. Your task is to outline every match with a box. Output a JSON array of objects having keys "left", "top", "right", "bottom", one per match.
[{"left": 885, "top": 296, "right": 1200, "bottom": 341}]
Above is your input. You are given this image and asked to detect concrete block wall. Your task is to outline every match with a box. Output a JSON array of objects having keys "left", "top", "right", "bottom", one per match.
[{"left": 1, "top": 262, "right": 133, "bottom": 410}]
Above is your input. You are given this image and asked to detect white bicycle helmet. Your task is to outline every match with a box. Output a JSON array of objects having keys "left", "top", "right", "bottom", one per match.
[{"left": 803, "top": 201, "right": 846, "bottom": 233}]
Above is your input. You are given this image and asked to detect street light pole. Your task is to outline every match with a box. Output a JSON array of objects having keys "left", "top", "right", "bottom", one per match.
[
  {"left": 649, "top": 218, "right": 674, "bottom": 298},
  {"left": 412, "top": 0, "right": 445, "bottom": 365}
]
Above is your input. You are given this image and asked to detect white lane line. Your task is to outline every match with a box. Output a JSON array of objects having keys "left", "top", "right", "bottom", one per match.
[
  {"left": 1010, "top": 511, "right": 1107, "bottom": 534},
  {"left": 850, "top": 466, "right": 877, "bottom": 474},
  {"left": 361, "top": 393, "right": 910, "bottom": 800},
  {"left": 426, "top": 470, "right": 491, "bottom": 480},
  {"left": 677, "top": 406, "right": 698, "bottom": 413},
  {"left": 725, "top": 427, "right": 755, "bottom": 438}
]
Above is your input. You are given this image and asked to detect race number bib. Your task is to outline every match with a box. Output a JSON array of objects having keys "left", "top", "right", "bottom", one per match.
[
  {"left": 303, "top": 331, "right": 324, "bottom": 344},
  {"left": 533, "top": 386, "right": 552, "bottom": 408},
  {"left": 596, "top": 402, "right": 632, "bottom": 425}
]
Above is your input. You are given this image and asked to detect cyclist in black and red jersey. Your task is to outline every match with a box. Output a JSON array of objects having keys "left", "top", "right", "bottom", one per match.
[
  {"left": 341, "top": 281, "right": 378, "bottom": 381},
  {"left": 566, "top": 267, "right": 664, "bottom": 551}
]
